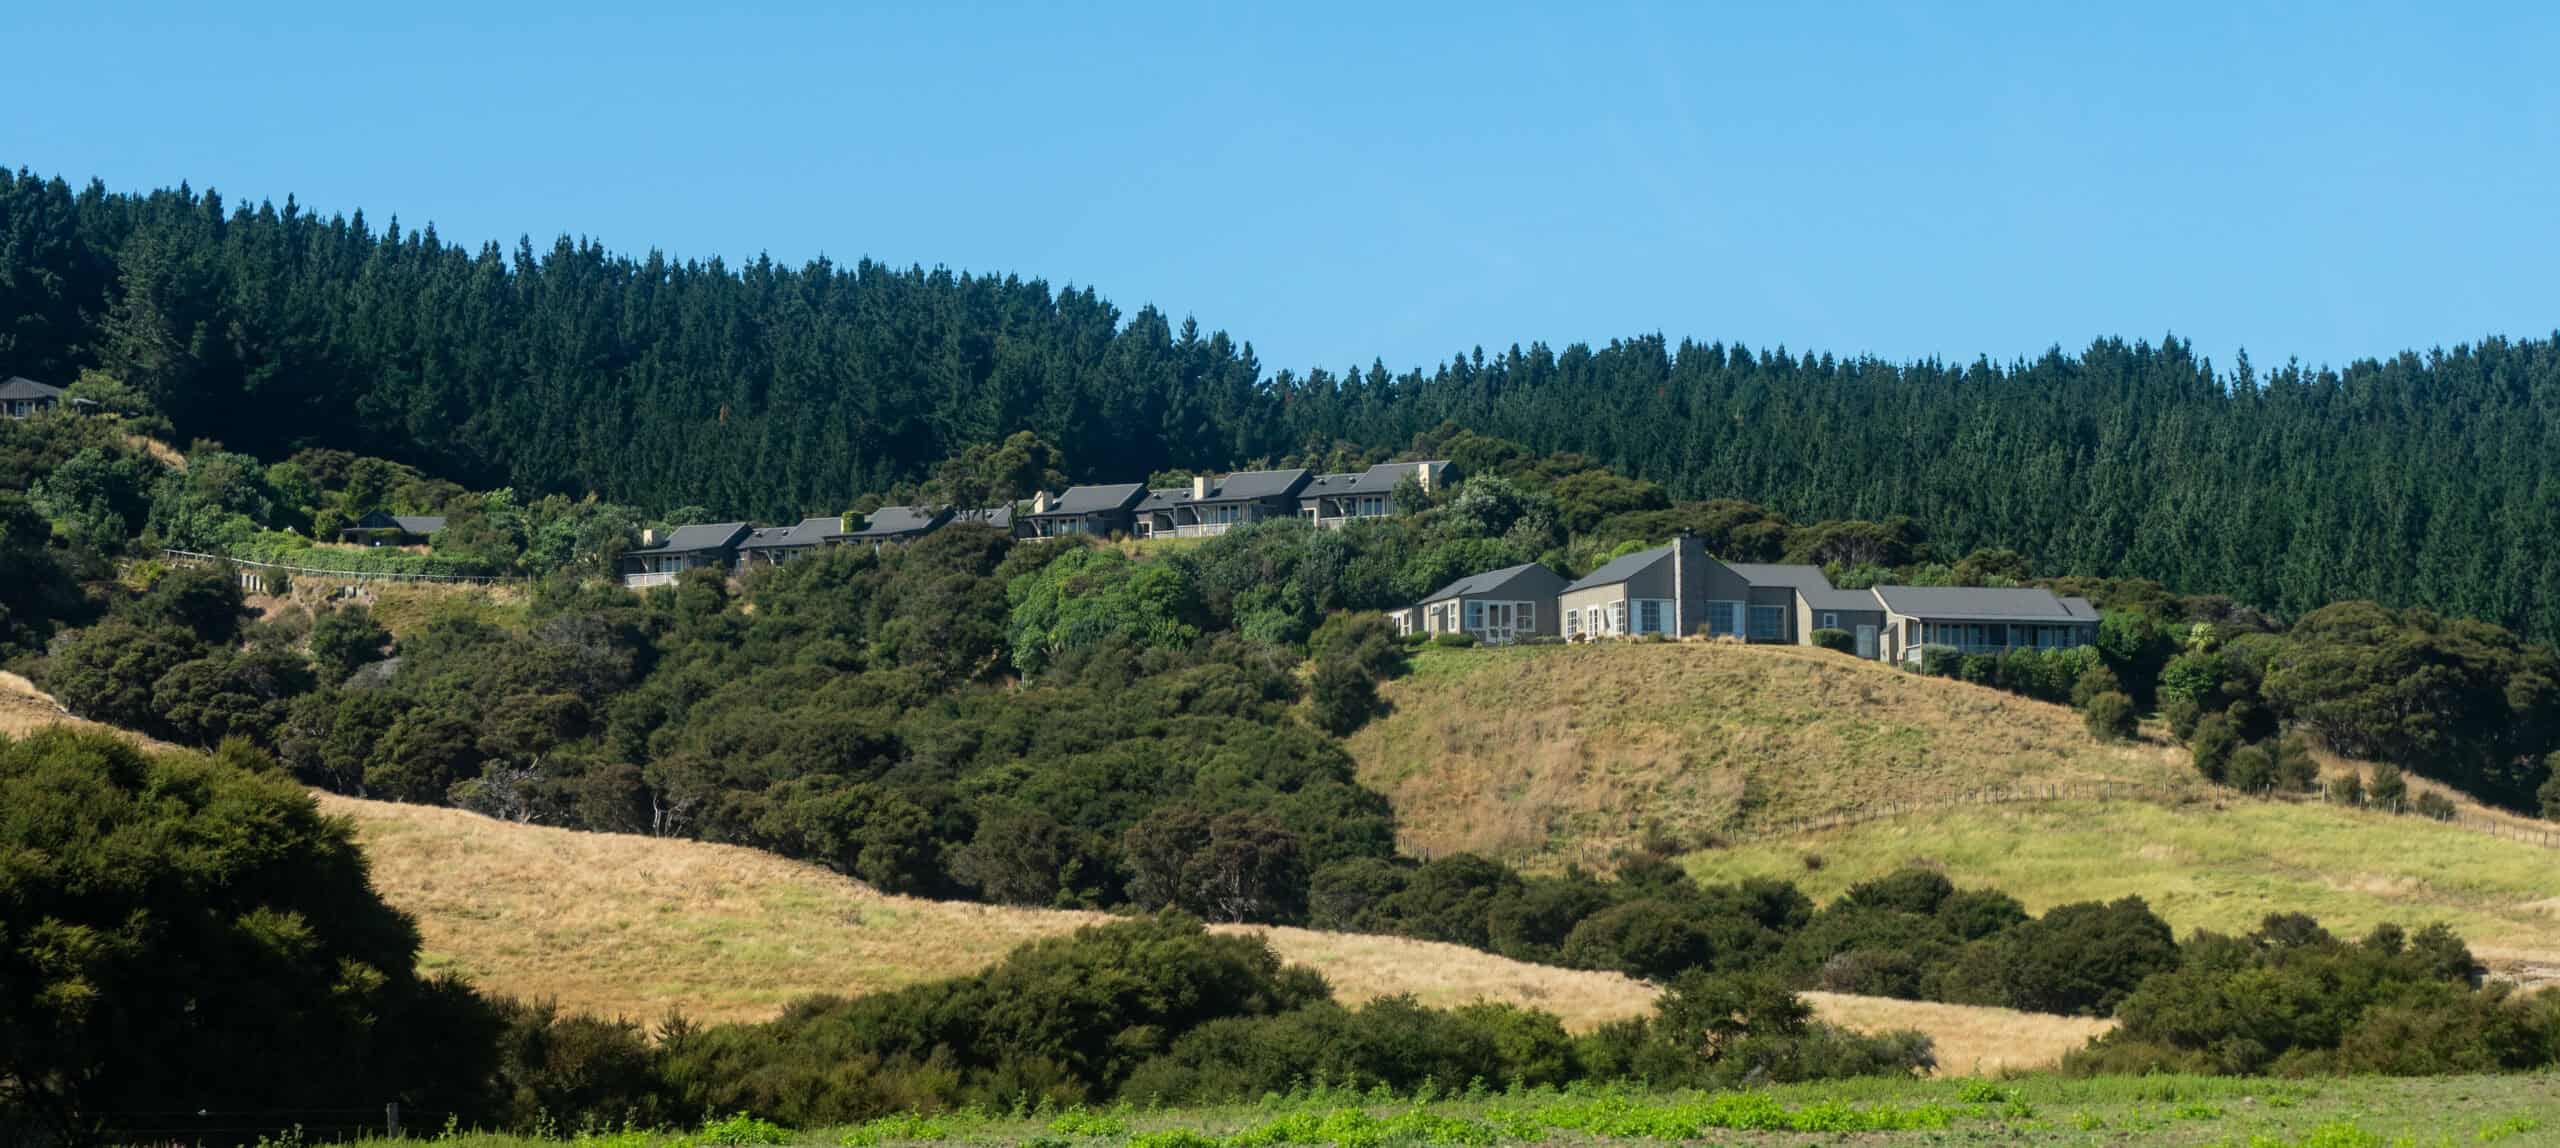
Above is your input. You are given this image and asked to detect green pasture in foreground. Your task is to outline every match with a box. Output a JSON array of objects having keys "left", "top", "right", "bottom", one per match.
[{"left": 302, "top": 1073, "right": 2558, "bottom": 1147}]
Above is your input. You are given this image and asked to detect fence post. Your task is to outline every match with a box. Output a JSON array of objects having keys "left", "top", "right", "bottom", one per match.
[{"left": 386, "top": 1101, "right": 402, "bottom": 1138}]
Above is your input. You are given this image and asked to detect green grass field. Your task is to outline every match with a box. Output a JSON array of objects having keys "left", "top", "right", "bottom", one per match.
[{"left": 324, "top": 1074, "right": 2559, "bottom": 1146}]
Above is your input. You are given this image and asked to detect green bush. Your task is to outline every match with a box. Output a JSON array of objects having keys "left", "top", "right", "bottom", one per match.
[
  {"left": 1430, "top": 631, "right": 1478, "bottom": 648},
  {"left": 0, "top": 727, "right": 498, "bottom": 1143},
  {"left": 2413, "top": 791, "right": 2458, "bottom": 821},
  {"left": 2081, "top": 690, "right": 2137, "bottom": 743},
  {"left": 1916, "top": 644, "right": 1963, "bottom": 677},
  {"left": 1558, "top": 900, "right": 1714, "bottom": 980},
  {"left": 2327, "top": 773, "right": 2365, "bottom": 807},
  {"left": 2189, "top": 713, "right": 2239, "bottom": 782},
  {"left": 2368, "top": 763, "right": 2409, "bottom": 810},
  {"left": 2224, "top": 743, "right": 2274, "bottom": 793},
  {"left": 1957, "top": 654, "right": 1997, "bottom": 684},
  {"left": 2162, "top": 694, "right": 2202, "bottom": 741},
  {"left": 1808, "top": 628, "right": 1854, "bottom": 653},
  {"left": 1309, "top": 656, "right": 1383, "bottom": 736}
]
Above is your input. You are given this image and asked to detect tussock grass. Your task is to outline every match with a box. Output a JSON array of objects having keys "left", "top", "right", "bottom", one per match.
[
  {"left": 1684, "top": 799, "right": 2560, "bottom": 978},
  {"left": 1346, "top": 642, "right": 2195, "bottom": 864}
]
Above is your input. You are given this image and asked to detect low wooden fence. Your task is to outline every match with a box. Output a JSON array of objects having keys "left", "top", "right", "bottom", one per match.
[
  {"left": 1723, "top": 779, "right": 2560, "bottom": 851},
  {"left": 159, "top": 548, "right": 521, "bottom": 587}
]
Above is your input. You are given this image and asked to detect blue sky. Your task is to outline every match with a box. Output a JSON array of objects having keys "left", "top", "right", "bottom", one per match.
[{"left": 6, "top": 2, "right": 2555, "bottom": 376}]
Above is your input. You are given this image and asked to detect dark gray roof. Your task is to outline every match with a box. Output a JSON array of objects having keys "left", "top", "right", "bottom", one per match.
[
  {"left": 1135, "top": 486, "right": 1189, "bottom": 513},
  {"left": 1417, "top": 562, "right": 1564, "bottom": 605},
  {"left": 1729, "top": 563, "right": 1882, "bottom": 612},
  {"left": 1871, "top": 585, "right": 2090, "bottom": 624},
  {"left": 1201, "top": 468, "right": 1311, "bottom": 502},
  {"left": 1032, "top": 483, "right": 1146, "bottom": 516},
  {"left": 0, "top": 376, "right": 64, "bottom": 401},
  {"left": 390, "top": 515, "right": 446, "bottom": 535},
  {"left": 631, "top": 521, "right": 751, "bottom": 554},
  {"left": 950, "top": 505, "right": 1014, "bottom": 530},
  {"left": 738, "top": 516, "right": 843, "bottom": 549},
  {"left": 2060, "top": 595, "right": 2100, "bottom": 621},
  {"left": 1564, "top": 544, "right": 1671, "bottom": 593},
  {"left": 845, "top": 506, "right": 949, "bottom": 538},
  {"left": 1348, "top": 460, "right": 1443, "bottom": 494}
]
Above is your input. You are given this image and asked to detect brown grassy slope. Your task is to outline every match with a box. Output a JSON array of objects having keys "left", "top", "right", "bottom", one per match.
[
  {"left": 1343, "top": 642, "right": 2197, "bottom": 865},
  {"left": 322, "top": 793, "right": 2106, "bottom": 1072}
]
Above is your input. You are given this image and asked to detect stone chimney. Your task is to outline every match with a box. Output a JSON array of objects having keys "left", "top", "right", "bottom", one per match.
[
  {"left": 1032, "top": 490, "right": 1051, "bottom": 514},
  {"left": 1191, "top": 474, "right": 1210, "bottom": 500}
]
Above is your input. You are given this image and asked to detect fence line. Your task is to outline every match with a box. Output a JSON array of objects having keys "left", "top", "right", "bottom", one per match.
[
  {"left": 158, "top": 548, "right": 521, "bottom": 586},
  {"left": 1710, "top": 780, "right": 2560, "bottom": 852}
]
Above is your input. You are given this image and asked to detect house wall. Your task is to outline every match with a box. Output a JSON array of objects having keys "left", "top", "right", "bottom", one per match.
[{"left": 1558, "top": 584, "right": 1630, "bottom": 639}]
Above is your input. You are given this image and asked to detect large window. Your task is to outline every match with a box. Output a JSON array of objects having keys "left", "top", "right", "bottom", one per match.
[
  {"left": 1637, "top": 599, "right": 1664, "bottom": 634},
  {"left": 1748, "top": 605, "right": 1785, "bottom": 641},
  {"left": 1608, "top": 601, "right": 1626, "bottom": 636},
  {"left": 1519, "top": 602, "right": 1536, "bottom": 632},
  {"left": 1706, "top": 601, "right": 1744, "bottom": 638},
  {"left": 1465, "top": 601, "right": 1485, "bottom": 629},
  {"left": 1564, "top": 608, "right": 1581, "bottom": 638}
]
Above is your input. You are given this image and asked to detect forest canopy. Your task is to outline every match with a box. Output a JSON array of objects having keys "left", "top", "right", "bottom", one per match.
[{"left": 3, "top": 168, "right": 2557, "bottom": 641}]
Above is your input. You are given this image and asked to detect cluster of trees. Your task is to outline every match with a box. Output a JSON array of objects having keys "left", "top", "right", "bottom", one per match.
[
  {"left": 1312, "top": 856, "right": 2180, "bottom": 1020},
  {"left": 9, "top": 170, "right": 2559, "bottom": 641},
  {"left": 2069, "top": 913, "right": 2560, "bottom": 1077},
  {"left": 0, "top": 733, "right": 1924, "bottom": 1143}
]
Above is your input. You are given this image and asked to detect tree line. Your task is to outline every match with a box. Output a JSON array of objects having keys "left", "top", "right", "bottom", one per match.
[{"left": 5, "top": 168, "right": 2558, "bottom": 639}]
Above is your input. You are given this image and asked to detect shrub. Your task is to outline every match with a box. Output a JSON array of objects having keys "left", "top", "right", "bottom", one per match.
[
  {"left": 2162, "top": 694, "right": 2202, "bottom": 742},
  {"left": 2272, "top": 732, "right": 2320, "bottom": 792},
  {"left": 2081, "top": 690, "right": 2137, "bottom": 743},
  {"left": 1916, "top": 644, "right": 1963, "bottom": 677},
  {"left": 2412, "top": 791, "right": 2458, "bottom": 821},
  {"left": 1957, "top": 654, "right": 1997, "bottom": 684},
  {"left": 2188, "top": 713, "right": 2239, "bottom": 782},
  {"left": 1309, "top": 656, "right": 1382, "bottom": 736},
  {"left": 2327, "top": 773, "right": 2365, "bottom": 807},
  {"left": 0, "top": 727, "right": 498, "bottom": 1142},
  {"left": 2538, "top": 758, "right": 2560, "bottom": 820},
  {"left": 1430, "top": 632, "right": 1478, "bottom": 648},
  {"left": 1809, "top": 627, "right": 1854, "bottom": 653},
  {"left": 2368, "top": 763, "right": 2409, "bottom": 810},
  {"left": 1558, "top": 900, "right": 1714, "bottom": 980},
  {"left": 2070, "top": 662, "right": 2124, "bottom": 709},
  {"left": 2224, "top": 743, "right": 2274, "bottom": 793}
]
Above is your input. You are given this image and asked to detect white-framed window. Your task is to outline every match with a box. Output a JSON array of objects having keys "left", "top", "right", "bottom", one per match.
[
  {"left": 1563, "top": 607, "right": 1581, "bottom": 638},
  {"left": 1820, "top": 612, "right": 1838, "bottom": 630},
  {"left": 1518, "top": 602, "right": 1536, "bottom": 632},
  {"left": 1608, "top": 600, "right": 1626, "bottom": 636},
  {"left": 1748, "top": 605, "right": 1785, "bottom": 641},
  {"left": 1465, "top": 601, "right": 1485, "bottom": 629}
]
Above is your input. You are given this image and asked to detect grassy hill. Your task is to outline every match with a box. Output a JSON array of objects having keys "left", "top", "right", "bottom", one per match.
[
  {"left": 320, "top": 792, "right": 2105, "bottom": 1074},
  {"left": 1345, "top": 642, "right": 2199, "bottom": 863},
  {"left": 1347, "top": 642, "right": 2560, "bottom": 985}
]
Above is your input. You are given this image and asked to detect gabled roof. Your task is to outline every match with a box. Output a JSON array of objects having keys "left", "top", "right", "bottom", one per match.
[
  {"left": 950, "top": 505, "right": 1014, "bottom": 530},
  {"left": 2059, "top": 595, "right": 2100, "bottom": 621},
  {"left": 738, "top": 516, "right": 843, "bottom": 549},
  {"left": 1200, "top": 467, "right": 1311, "bottom": 502},
  {"left": 1302, "top": 459, "right": 1449, "bottom": 498},
  {"left": 631, "top": 521, "right": 752, "bottom": 555},
  {"left": 1871, "top": 585, "right": 2090, "bottom": 624},
  {"left": 1417, "top": 562, "right": 1565, "bottom": 605},
  {"left": 1135, "top": 486, "right": 1189, "bottom": 513},
  {"left": 1031, "top": 483, "right": 1146, "bottom": 516},
  {"left": 844, "top": 505, "right": 950, "bottom": 538},
  {"left": 1729, "top": 562, "right": 1883, "bottom": 611},
  {"left": 0, "top": 376, "right": 65, "bottom": 401},
  {"left": 347, "top": 509, "right": 445, "bottom": 534},
  {"left": 1564, "top": 544, "right": 1672, "bottom": 593}
]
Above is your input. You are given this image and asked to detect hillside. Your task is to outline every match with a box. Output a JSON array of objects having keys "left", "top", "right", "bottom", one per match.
[
  {"left": 1345, "top": 642, "right": 2198, "bottom": 863},
  {"left": 319, "top": 792, "right": 2105, "bottom": 1074}
]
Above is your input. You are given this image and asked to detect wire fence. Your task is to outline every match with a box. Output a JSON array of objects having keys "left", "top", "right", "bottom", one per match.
[{"left": 158, "top": 548, "right": 522, "bottom": 587}]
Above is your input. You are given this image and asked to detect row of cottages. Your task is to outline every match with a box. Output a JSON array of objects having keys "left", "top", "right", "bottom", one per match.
[
  {"left": 1395, "top": 535, "right": 2099, "bottom": 665},
  {"left": 611, "top": 458, "right": 1449, "bottom": 586},
  {"left": 1018, "top": 460, "right": 1450, "bottom": 540}
]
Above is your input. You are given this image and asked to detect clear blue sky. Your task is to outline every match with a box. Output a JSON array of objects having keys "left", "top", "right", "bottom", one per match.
[{"left": 7, "top": 2, "right": 2556, "bottom": 377}]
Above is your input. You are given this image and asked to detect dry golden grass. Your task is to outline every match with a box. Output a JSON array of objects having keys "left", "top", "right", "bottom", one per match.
[
  {"left": 1796, "top": 991, "right": 2110, "bottom": 1076},
  {"left": 322, "top": 793, "right": 1664, "bottom": 1031},
  {"left": 1345, "top": 642, "right": 2197, "bottom": 865},
  {"left": 327, "top": 793, "right": 2103, "bottom": 1072},
  {"left": 0, "top": 671, "right": 182, "bottom": 752}
]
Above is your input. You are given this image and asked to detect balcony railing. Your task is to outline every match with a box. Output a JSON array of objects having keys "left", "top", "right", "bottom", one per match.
[{"left": 622, "top": 571, "right": 681, "bottom": 589}]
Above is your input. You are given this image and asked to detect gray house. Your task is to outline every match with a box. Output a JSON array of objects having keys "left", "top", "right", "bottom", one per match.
[
  {"left": 1298, "top": 460, "right": 1449, "bottom": 527},
  {"left": 1398, "top": 562, "right": 1568, "bottom": 644},
  {"left": 1729, "top": 563, "right": 1886, "bottom": 655},
  {"left": 620, "top": 522, "right": 752, "bottom": 587},
  {"left": 0, "top": 376, "right": 69, "bottom": 419},
  {"left": 1135, "top": 468, "right": 1313, "bottom": 538},
  {"left": 843, "top": 505, "right": 954, "bottom": 544},
  {"left": 737, "top": 516, "right": 845, "bottom": 566},
  {"left": 1021, "top": 483, "right": 1147, "bottom": 538},
  {"left": 336, "top": 510, "right": 447, "bottom": 546},
  {"left": 1871, "top": 585, "right": 2099, "bottom": 665},
  {"left": 1555, "top": 535, "right": 1775, "bottom": 640},
  {"left": 949, "top": 505, "right": 1016, "bottom": 533}
]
